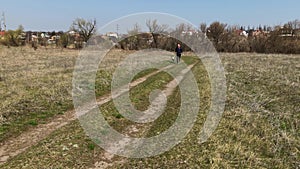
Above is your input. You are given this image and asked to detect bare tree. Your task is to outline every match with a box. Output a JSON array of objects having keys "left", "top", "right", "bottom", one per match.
[
  {"left": 145, "top": 19, "right": 168, "bottom": 48},
  {"left": 146, "top": 19, "right": 168, "bottom": 34},
  {"left": 127, "top": 23, "right": 141, "bottom": 35},
  {"left": 172, "top": 23, "right": 193, "bottom": 37},
  {"left": 70, "top": 18, "right": 96, "bottom": 42},
  {"left": 171, "top": 23, "right": 185, "bottom": 37},
  {"left": 200, "top": 23, "right": 207, "bottom": 34},
  {"left": 287, "top": 19, "right": 300, "bottom": 30}
]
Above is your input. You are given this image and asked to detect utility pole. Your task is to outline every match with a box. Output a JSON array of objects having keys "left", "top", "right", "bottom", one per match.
[
  {"left": 116, "top": 24, "right": 119, "bottom": 37},
  {"left": 0, "top": 12, "right": 2, "bottom": 31},
  {"left": 2, "top": 12, "right": 6, "bottom": 31}
]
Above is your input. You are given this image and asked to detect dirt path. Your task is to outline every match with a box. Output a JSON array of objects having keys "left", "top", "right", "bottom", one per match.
[
  {"left": 0, "top": 64, "right": 175, "bottom": 165},
  {"left": 91, "top": 62, "right": 197, "bottom": 169}
]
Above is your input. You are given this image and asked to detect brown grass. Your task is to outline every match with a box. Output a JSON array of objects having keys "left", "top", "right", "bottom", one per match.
[
  {"left": 0, "top": 46, "right": 132, "bottom": 141},
  {"left": 0, "top": 48, "right": 299, "bottom": 168}
]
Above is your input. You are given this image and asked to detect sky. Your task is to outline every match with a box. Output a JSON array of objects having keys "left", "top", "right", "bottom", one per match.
[{"left": 0, "top": 0, "right": 299, "bottom": 33}]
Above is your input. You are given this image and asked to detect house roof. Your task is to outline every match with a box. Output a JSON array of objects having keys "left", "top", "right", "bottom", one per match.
[{"left": 0, "top": 31, "right": 5, "bottom": 36}]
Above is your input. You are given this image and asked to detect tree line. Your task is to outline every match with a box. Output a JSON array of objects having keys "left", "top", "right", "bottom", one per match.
[
  {"left": 120, "top": 19, "right": 300, "bottom": 54},
  {"left": 1, "top": 18, "right": 299, "bottom": 54},
  {"left": 0, "top": 18, "right": 96, "bottom": 49}
]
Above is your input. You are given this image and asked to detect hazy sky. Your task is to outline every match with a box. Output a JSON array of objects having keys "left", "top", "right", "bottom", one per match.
[{"left": 1, "top": 0, "right": 299, "bottom": 32}]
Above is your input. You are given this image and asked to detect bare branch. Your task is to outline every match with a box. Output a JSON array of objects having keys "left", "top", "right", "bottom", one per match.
[{"left": 70, "top": 18, "right": 96, "bottom": 42}]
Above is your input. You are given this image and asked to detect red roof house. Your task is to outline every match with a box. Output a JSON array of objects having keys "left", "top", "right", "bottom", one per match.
[{"left": 0, "top": 31, "right": 5, "bottom": 36}]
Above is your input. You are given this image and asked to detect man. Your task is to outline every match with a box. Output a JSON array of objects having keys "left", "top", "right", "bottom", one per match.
[{"left": 175, "top": 43, "right": 183, "bottom": 64}]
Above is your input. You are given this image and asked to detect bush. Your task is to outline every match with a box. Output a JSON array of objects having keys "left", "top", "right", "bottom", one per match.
[
  {"left": 2, "top": 26, "right": 25, "bottom": 47},
  {"left": 219, "top": 33, "right": 250, "bottom": 52}
]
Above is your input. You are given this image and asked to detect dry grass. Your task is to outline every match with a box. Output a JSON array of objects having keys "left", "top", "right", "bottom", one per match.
[
  {"left": 0, "top": 46, "right": 77, "bottom": 140},
  {"left": 0, "top": 46, "right": 132, "bottom": 141},
  {"left": 116, "top": 53, "right": 299, "bottom": 168},
  {"left": 0, "top": 48, "right": 299, "bottom": 168}
]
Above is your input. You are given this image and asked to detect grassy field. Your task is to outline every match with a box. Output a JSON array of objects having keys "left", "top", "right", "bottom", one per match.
[
  {"left": 0, "top": 46, "right": 133, "bottom": 142},
  {"left": 0, "top": 47, "right": 299, "bottom": 168}
]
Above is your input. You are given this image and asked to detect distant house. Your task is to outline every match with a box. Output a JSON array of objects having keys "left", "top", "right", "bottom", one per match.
[
  {"left": 294, "top": 29, "right": 300, "bottom": 37},
  {"left": 68, "top": 30, "right": 81, "bottom": 41},
  {"left": 247, "top": 29, "right": 265, "bottom": 37},
  {"left": 236, "top": 29, "right": 248, "bottom": 37},
  {"left": 181, "top": 29, "right": 198, "bottom": 36},
  {"left": 106, "top": 32, "right": 118, "bottom": 39},
  {"left": 48, "top": 35, "right": 60, "bottom": 44},
  {"left": 279, "top": 27, "right": 293, "bottom": 37},
  {"left": 68, "top": 30, "right": 79, "bottom": 36},
  {"left": 31, "top": 35, "right": 38, "bottom": 42}
]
